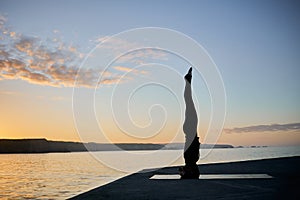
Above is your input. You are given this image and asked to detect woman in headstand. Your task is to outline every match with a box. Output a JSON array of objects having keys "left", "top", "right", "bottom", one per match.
[{"left": 179, "top": 67, "right": 200, "bottom": 179}]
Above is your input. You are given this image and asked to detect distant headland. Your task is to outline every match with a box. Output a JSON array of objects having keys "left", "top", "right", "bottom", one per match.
[{"left": 0, "top": 138, "right": 234, "bottom": 154}]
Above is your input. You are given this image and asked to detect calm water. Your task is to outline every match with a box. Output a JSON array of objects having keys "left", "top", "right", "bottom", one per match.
[{"left": 0, "top": 146, "right": 300, "bottom": 199}]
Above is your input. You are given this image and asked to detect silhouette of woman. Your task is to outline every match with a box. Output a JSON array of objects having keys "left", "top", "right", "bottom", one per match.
[{"left": 179, "top": 67, "right": 200, "bottom": 179}]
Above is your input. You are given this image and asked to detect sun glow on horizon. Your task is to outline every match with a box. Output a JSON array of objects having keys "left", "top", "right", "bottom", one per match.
[{"left": 1, "top": 1, "right": 300, "bottom": 146}]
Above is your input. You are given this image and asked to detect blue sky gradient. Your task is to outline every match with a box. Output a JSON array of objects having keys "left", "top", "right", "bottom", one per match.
[{"left": 0, "top": 0, "right": 299, "bottom": 145}]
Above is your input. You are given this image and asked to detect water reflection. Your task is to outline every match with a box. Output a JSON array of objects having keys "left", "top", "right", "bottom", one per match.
[{"left": 0, "top": 146, "right": 299, "bottom": 199}]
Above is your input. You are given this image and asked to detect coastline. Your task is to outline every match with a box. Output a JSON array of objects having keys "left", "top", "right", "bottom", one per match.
[{"left": 0, "top": 138, "right": 234, "bottom": 154}]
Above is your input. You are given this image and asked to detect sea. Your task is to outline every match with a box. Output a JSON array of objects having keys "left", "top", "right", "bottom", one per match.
[{"left": 1, "top": 146, "right": 300, "bottom": 199}]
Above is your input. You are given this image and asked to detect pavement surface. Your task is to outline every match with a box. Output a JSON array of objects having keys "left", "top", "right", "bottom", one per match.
[{"left": 70, "top": 156, "right": 300, "bottom": 200}]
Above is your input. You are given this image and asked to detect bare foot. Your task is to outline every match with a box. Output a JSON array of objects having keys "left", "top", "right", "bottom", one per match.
[{"left": 184, "top": 67, "right": 192, "bottom": 83}]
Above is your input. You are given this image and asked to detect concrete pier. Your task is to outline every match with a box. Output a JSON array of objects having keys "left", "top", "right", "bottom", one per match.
[{"left": 70, "top": 156, "right": 300, "bottom": 200}]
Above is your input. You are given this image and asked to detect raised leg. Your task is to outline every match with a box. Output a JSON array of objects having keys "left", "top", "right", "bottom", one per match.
[{"left": 179, "top": 67, "right": 200, "bottom": 179}]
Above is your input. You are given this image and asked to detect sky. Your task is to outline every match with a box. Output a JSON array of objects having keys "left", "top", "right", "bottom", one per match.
[{"left": 0, "top": 0, "right": 300, "bottom": 146}]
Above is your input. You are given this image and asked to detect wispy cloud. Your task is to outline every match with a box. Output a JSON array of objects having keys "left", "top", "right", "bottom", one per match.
[
  {"left": 224, "top": 123, "right": 300, "bottom": 133},
  {"left": 51, "top": 96, "right": 69, "bottom": 101},
  {"left": 0, "top": 90, "right": 20, "bottom": 96},
  {"left": 114, "top": 66, "right": 148, "bottom": 75},
  {"left": 0, "top": 15, "right": 87, "bottom": 87},
  {"left": 0, "top": 16, "right": 157, "bottom": 88},
  {"left": 93, "top": 35, "right": 168, "bottom": 65}
]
